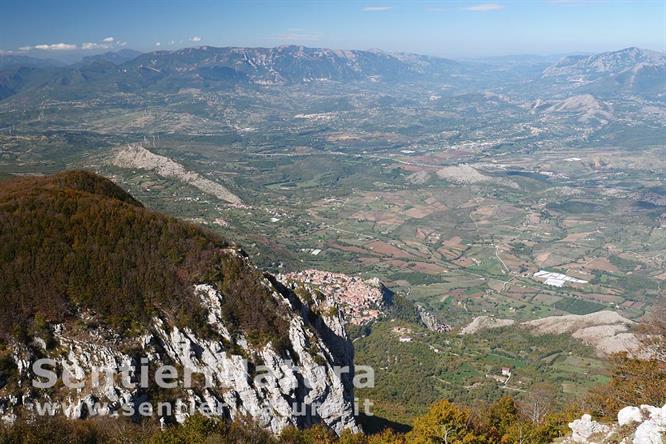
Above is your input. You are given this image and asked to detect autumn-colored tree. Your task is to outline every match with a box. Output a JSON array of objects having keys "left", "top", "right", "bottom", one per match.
[
  {"left": 499, "top": 407, "right": 579, "bottom": 444},
  {"left": 586, "top": 353, "right": 666, "bottom": 419},
  {"left": 280, "top": 424, "right": 338, "bottom": 444},
  {"left": 367, "top": 428, "right": 407, "bottom": 444},
  {"left": 407, "top": 400, "right": 490, "bottom": 444},
  {"left": 152, "top": 414, "right": 279, "bottom": 444},
  {"left": 489, "top": 397, "right": 519, "bottom": 435},
  {"left": 638, "top": 302, "right": 666, "bottom": 364},
  {"left": 338, "top": 428, "right": 372, "bottom": 444},
  {"left": 0, "top": 171, "right": 297, "bottom": 352}
]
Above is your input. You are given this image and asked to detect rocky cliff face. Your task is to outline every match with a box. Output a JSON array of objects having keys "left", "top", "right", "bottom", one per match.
[
  {"left": 1, "top": 268, "right": 358, "bottom": 434},
  {"left": 0, "top": 171, "right": 359, "bottom": 435}
]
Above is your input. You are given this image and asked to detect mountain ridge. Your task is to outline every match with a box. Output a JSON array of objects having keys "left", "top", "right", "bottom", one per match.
[
  {"left": 539, "top": 47, "right": 666, "bottom": 97},
  {"left": 0, "top": 45, "right": 663, "bottom": 103},
  {"left": 0, "top": 171, "right": 359, "bottom": 434}
]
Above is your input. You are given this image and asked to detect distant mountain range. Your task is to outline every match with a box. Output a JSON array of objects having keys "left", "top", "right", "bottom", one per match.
[
  {"left": 544, "top": 47, "right": 664, "bottom": 77},
  {"left": 0, "top": 54, "right": 63, "bottom": 70},
  {"left": 0, "top": 46, "right": 664, "bottom": 102},
  {"left": 121, "top": 45, "right": 472, "bottom": 84},
  {"left": 541, "top": 47, "right": 666, "bottom": 96},
  {"left": 79, "top": 49, "right": 142, "bottom": 65}
]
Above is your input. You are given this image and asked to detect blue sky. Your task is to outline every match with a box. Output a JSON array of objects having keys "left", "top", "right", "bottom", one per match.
[{"left": 1, "top": 0, "right": 664, "bottom": 58}]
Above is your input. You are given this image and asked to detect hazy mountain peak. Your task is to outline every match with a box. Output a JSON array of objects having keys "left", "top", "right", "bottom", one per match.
[
  {"left": 544, "top": 47, "right": 665, "bottom": 77},
  {"left": 79, "top": 49, "right": 141, "bottom": 65}
]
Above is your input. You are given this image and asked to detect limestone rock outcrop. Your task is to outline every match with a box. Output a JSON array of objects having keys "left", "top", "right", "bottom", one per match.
[
  {"left": 560, "top": 405, "right": 666, "bottom": 444},
  {"left": 0, "top": 280, "right": 359, "bottom": 435}
]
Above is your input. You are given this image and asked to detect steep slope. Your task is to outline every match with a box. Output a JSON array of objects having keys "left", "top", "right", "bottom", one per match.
[
  {"left": 111, "top": 144, "right": 243, "bottom": 205},
  {"left": 0, "top": 171, "right": 358, "bottom": 434}
]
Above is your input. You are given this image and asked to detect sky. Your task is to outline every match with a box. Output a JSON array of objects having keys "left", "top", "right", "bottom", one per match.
[{"left": 1, "top": 0, "right": 665, "bottom": 59}]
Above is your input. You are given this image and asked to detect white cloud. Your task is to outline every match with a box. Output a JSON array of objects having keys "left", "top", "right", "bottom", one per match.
[
  {"left": 362, "top": 6, "right": 392, "bottom": 11},
  {"left": 17, "top": 37, "right": 123, "bottom": 52},
  {"left": 81, "top": 41, "right": 116, "bottom": 50},
  {"left": 190, "top": 36, "right": 202, "bottom": 42},
  {"left": 464, "top": 3, "right": 504, "bottom": 11},
  {"left": 27, "top": 43, "right": 79, "bottom": 51},
  {"left": 155, "top": 42, "right": 161, "bottom": 47}
]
